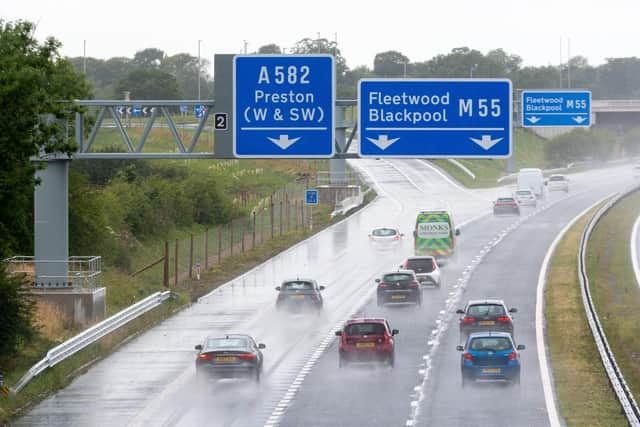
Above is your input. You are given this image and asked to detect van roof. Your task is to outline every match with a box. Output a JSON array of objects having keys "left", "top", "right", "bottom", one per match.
[
  {"left": 417, "top": 210, "right": 450, "bottom": 215},
  {"left": 519, "top": 168, "right": 542, "bottom": 173}
]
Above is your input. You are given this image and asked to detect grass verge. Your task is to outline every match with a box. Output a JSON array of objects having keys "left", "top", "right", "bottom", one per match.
[
  {"left": 0, "top": 193, "right": 376, "bottom": 423},
  {"left": 586, "top": 190, "right": 640, "bottom": 404},
  {"left": 546, "top": 205, "right": 627, "bottom": 426}
]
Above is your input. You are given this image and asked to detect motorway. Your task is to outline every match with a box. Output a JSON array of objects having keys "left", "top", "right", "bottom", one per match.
[{"left": 15, "top": 160, "right": 634, "bottom": 427}]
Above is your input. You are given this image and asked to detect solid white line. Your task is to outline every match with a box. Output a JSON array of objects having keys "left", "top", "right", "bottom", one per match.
[
  {"left": 417, "top": 159, "right": 494, "bottom": 202},
  {"left": 535, "top": 193, "right": 614, "bottom": 427},
  {"left": 631, "top": 215, "right": 640, "bottom": 289}
]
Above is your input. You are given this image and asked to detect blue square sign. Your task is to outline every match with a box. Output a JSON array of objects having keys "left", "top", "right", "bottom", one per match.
[
  {"left": 305, "top": 189, "right": 318, "bottom": 205},
  {"left": 522, "top": 90, "right": 591, "bottom": 127},
  {"left": 234, "top": 55, "right": 335, "bottom": 158},
  {"left": 359, "top": 79, "right": 512, "bottom": 158}
]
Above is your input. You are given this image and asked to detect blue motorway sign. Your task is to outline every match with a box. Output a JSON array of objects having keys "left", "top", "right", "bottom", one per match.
[
  {"left": 522, "top": 90, "right": 591, "bottom": 127},
  {"left": 194, "top": 105, "right": 207, "bottom": 119},
  {"left": 132, "top": 106, "right": 142, "bottom": 117},
  {"left": 234, "top": 55, "right": 334, "bottom": 158},
  {"left": 305, "top": 189, "right": 318, "bottom": 205},
  {"left": 180, "top": 105, "right": 188, "bottom": 114},
  {"left": 359, "top": 79, "right": 512, "bottom": 158}
]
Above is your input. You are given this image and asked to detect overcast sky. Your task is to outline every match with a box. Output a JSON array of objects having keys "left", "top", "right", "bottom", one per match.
[{"left": 2, "top": 0, "right": 639, "bottom": 74}]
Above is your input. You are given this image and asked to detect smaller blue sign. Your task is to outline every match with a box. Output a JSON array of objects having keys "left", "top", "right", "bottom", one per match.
[
  {"left": 522, "top": 90, "right": 591, "bottom": 127},
  {"left": 305, "top": 189, "right": 318, "bottom": 205},
  {"left": 194, "top": 105, "right": 207, "bottom": 119},
  {"left": 180, "top": 105, "right": 188, "bottom": 114},
  {"left": 132, "top": 106, "right": 142, "bottom": 117}
]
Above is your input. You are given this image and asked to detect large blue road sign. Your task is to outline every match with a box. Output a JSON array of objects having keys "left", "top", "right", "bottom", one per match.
[
  {"left": 234, "top": 55, "right": 334, "bottom": 158},
  {"left": 359, "top": 79, "right": 512, "bottom": 158},
  {"left": 522, "top": 90, "right": 591, "bottom": 127},
  {"left": 305, "top": 189, "right": 318, "bottom": 205}
]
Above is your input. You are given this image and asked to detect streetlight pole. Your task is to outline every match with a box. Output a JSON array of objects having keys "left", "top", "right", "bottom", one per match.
[
  {"left": 403, "top": 61, "right": 407, "bottom": 78},
  {"left": 470, "top": 63, "right": 478, "bottom": 78},
  {"left": 83, "top": 40, "right": 86, "bottom": 74},
  {"left": 197, "top": 40, "right": 201, "bottom": 100}
]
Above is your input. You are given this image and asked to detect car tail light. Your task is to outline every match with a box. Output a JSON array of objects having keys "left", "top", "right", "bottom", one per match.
[
  {"left": 409, "top": 282, "right": 419, "bottom": 288},
  {"left": 238, "top": 354, "right": 256, "bottom": 360},
  {"left": 310, "top": 294, "right": 318, "bottom": 300},
  {"left": 403, "top": 261, "right": 408, "bottom": 268},
  {"left": 497, "top": 316, "right": 511, "bottom": 322},
  {"left": 508, "top": 350, "right": 518, "bottom": 360},
  {"left": 394, "top": 235, "right": 400, "bottom": 240},
  {"left": 462, "top": 317, "right": 476, "bottom": 324},
  {"left": 464, "top": 352, "right": 473, "bottom": 361},
  {"left": 431, "top": 259, "right": 437, "bottom": 270},
  {"left": 378, "top": 282, "right": 388, "bottom": 289},
  {"left": 277, "top": 294, "right": 284, "bottom": 301},
  {"left": 199, "top": 353, "right": 213, "bottom": 360}
]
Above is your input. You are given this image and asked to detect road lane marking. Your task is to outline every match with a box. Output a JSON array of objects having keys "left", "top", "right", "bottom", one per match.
[{"left": 632, "top": 215, "right": 640, "bottom": 289}]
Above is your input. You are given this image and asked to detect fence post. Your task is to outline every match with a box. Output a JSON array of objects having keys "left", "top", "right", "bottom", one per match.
[
  {"left": 218, "top": 225, "right": 222, "bottom": 264},
  {"left": 270, "top": 194, "right": 274, "bottom": 239},
  {"left": 230, "top": 221, "right": 234, "bottom": 256},
  {"left": 204, "top": 228, "right": 209, "bottom": 269},
  {"left": 252, "top": 211, "right": 256, "bottom": 248},
  {"left": 279, "top": 200, "right": 283, "bottom": 236},
  {"left": 189, "top": 234, "right": 194, "bottom": 279},
  {"left": 295, "top": 200, "right": 298, "bottom": 229},
  {"left": 241, "top": 218, "right": 245, "bottom": 253},
  {"left": 301, "top": 201, "right": 305, "bottom": 230},
  {"left": 174, "top": 239, "right": 179, "bottom": 287},
  {"left": 163, "top": 241, "right": 169, "bottom": 287},
  {"left": 286, "top": 193, "right": 290, "bottom": 232}
]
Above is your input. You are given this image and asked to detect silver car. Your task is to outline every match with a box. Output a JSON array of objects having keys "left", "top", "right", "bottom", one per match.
[
  {"left": 546, "top": 174, "right": 569, "bottom": 192},
  {"left": 400, "top": 256, "right": 441, "bottom": 287},
  {"left": 513, "top": 189, "right": 537, "bottom": 206}
]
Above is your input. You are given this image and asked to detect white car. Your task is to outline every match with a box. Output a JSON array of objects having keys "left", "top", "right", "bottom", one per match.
[
  {"left": 546, "top": 174, "right": 569, "bottom": 192},
  {"left": 400, "top": 256, "right": 441, "bottom": 287},
  {"left": 368, "top": 226, "right": 403, "bottom": 244},
  {"left": 513, "top": 189, "right": 537, "bottom": 206},
  {"left": 633, "top": 163, "right": 640, "bottom": 178}
]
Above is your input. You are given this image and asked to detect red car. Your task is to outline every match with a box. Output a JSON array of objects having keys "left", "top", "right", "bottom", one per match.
[{"left": 335, "top": 318, "right": 398, "bottom": 368}]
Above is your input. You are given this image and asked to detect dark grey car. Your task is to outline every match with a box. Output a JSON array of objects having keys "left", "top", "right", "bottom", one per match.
[
  {"left": 276, "top": 279, "right": 325, "bottom": 312},
  {"left": 195, "top": 334, "right": 265, "bottom": 382}
]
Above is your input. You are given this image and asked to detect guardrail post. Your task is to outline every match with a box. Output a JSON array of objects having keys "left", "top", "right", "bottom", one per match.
[
  {"left": 174, "top": 239, "right": 178, "bottom": 287},
  {"left": 189, "top": 234, "right": 194, "bottom": 279},
  {"left": 217, "top": 225, "right": 222, "bottom": 264},
  {"left": 204, "top": 228, "right": 209, "bottom": 269},
  {"left": 230, "top": 221, "right": 234, "bottom": 256},
  {"left": 270, "top": 194, "right": 274, "bottom": 239},
  {"left": 252, "top": 211, "right": 256, "bottom": 248},
  {"left": 163, "top": 241, "right": 169, "bottom": 287}
]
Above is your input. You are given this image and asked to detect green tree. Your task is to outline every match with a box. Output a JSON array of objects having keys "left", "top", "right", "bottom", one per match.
[
  {"left": 114, "top": 69, "right": 180, "bottom": 99},
  {"left": 132, "top": 48, "right": 165, "bottom": 69},
  {"left": 292, "top": 37, "right": 349, "bottom": 80},
  {"left": 373, "top": 50, "right": 409, "bottom": 77},
  {"left": 0, "top": 20, "right": 91, "bottom": 258},
  {"left": 0, "top": 268, "right": 36, "bottom": 359},
  {"left": 257, "top": 44, "right": 282, "bottom": 54}
]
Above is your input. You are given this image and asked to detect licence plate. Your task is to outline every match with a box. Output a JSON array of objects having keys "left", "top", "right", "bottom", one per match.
[
  {"left": 391, "top": 295, "right": 406, "bottom": 300},
  {"left": 482, "top": 368, "right": 501, "bottom": 373},
  {"left": 356, "top": 342, "right": 375, "bottom": 348},
  {"left": 478, "top": 320, "right": 495, "bottom": 326},
  {"left": 216, "top": 356, "right": 236, "bottom": 362},
  {"left": 290, "top": 295, "right": 305, "bottom": 300}
]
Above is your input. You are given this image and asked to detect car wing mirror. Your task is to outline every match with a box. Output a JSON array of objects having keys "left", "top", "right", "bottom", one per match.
[
  {"left": 509, "top": 307, "right": 518, "bottom": 313},
  {"left": 195, "top": 344, "right": 202, "bottom": 350},
  {"left": 517, "top": 344, "right": 526, "bottom": 350},
  {"left": 400, "top": 233, "right": 404, "bottom": 237},
  {"left": 319, "top": 286, "right": 325, "bottom": 291},
  {"left": 375, "top": 278, "right": 381, "bottom": 283},
  {"left": 275, "top": 286, "right": 281, "bottom": 291},
  {"left": 258, "top": 343, "right": 266, "bottom": 349},
  {"left": 335, "top": 331, "right": 342, "bottom": 336},
  {"left": 456, "top": 345, "right": 464, "bottom": 351},
  {"left": 391, "top": 329, "right": 399, "bottom": 336},
  {"left": 455, "top": 309, "right": 464, "bottom": 314},
  {"left": 413, "top": 230, "right": 417, "bottom": 238},
  {"left": 455, "top": 228, "right": 461, "bottom": 236}
]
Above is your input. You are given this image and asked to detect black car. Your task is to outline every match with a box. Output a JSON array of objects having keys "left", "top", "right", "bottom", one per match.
[
  {"left": 493, "top": 197, "right": 520, "bottom": 216},
  {"left": 457, "top": 299, "right": 517, "bottom": 340},
  {"left": 376, "top": 270, "right": 422, "bottom": 306},
  {"left": 276, "top": 279, "right": 325, "bottom": 312},
  {"left": 195, "top": 334, "right": 265, "bottom": 382}
]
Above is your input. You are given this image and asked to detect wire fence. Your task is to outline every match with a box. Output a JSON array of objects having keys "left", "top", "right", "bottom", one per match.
[{"left": 134, "top": 180, "right": 313, "bottom": 287}]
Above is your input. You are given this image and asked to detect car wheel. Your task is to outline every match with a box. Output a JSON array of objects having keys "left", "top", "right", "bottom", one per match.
[
  {"left": 462, "top": 375, "right": 469, "bottom": 388},
  {"left": 388, "top": 353, "right": 395, "bottom": 368},
  {"left": 255, "top": 368, "right": 261, "bottom": 383},
  {"left": 512, "top": 373, "right": 521, "bottom": 386},
  {"left": 339, "top": 356, "right": 346, "bottom": 369},
  {"left": 377, "top": 298, "right": 383, "bottom": 307}
]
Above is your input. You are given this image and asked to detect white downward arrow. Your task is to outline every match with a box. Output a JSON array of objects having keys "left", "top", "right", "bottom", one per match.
[
  {"left": 470, "top": 135, "right": 503, "bottom": 150},
  {"left": 267, "top": 135, "right": 301, "bottom": 150},
  {"left": 527, "top": 116, "right": 540, "bottom": 124},
  {"left": 573, "top": 116, "right": 587, "bottom": 124},
  {"left": 366, "top": 135, "right": 399, "bottom": 150}
]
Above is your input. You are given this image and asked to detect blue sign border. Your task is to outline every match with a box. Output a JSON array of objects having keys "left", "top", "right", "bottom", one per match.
[
  {"left": 357, "top": 78, "right": 512, "bottom": 158},
  {"left": 233, "top": 54, "right": 335, "bottom": 159},
  {"left": 521, "top": 90, "right": 592, "bottom": 128}
]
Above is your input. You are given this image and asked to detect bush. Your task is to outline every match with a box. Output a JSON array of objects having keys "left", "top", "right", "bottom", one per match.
[{"left": 0, "top": 265, "right": 36, "bottom": 360}]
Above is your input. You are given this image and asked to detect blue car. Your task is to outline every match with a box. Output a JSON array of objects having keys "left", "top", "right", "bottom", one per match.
[{"left": 456, "top": 331, "right": 525, "bottom": 387}]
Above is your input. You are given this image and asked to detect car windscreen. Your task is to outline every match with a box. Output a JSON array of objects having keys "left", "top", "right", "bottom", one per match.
[
  {"left": 467, "top": 304, "right": 506, "bottom": 316},
  {"left": 549, "top": 175, "right": 566, "bottom": 181},
  {"left": 383, "top": 273, "right": 414, "bottom": 282},
  {"left": 344, "top": 323, "right": 386, "bottom": 336},
  {"left": 406, "top": 259, "right": 435, "bottom": 272},
  {"left": 282, "top": 281, "right": 314, "bottom": 291},
  {"left": 372, "top": 228, "right": 397, "bottom": 237},
  {"left": 515, "top": 191, "right": 532, "bottom": 196},
  {"left": 469, "top": 337, "right": 513, "bottom": 351},
  {"left": 497, "top": 198, "right": 515, "bottom": 203},
  {"left": 206, "top": 338, "right": 249, "bottom": 350}
]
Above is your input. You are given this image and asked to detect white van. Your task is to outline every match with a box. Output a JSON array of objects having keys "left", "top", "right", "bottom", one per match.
[{"left": 517, "top": 168, "right": 545, "bottom": 198}]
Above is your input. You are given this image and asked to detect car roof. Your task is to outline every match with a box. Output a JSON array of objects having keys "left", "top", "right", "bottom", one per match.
[
  {"left": 282, "top": 278, "right": 316, "bottom": 283},
  {"left": 371, "top": 226, "right": 399, "bottom": 230},
  {"left": 205, "top": 334, "right": 252, "bottom": 342},
  {"left": 468, "top": 331, "right": 513, "bottom": 339},
  {"left": 383, "top": 269, "right": 416, "bottom": 275},
  {"left": 466, "top": 299, "right": 506, "bottom": 306},
  {"left": 406, "top": 256, "right": 436, "bottom": 260},
  {"left": 345, "top": 317, "right": 387, "bottom": 325},
  {"left": 515, "top": 189, "right": 533, "bottom": 193},
  {"left": 417, "top": 209, "right": 450, "bottom": 214},
  {"left": 549, "top": 174, "right": 566, "bottom": 178}
]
